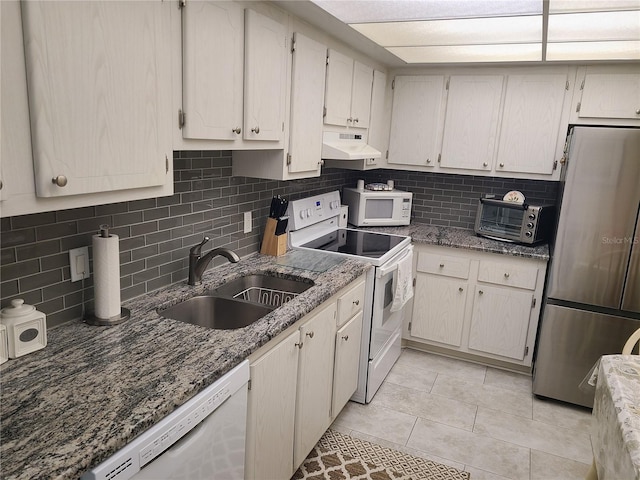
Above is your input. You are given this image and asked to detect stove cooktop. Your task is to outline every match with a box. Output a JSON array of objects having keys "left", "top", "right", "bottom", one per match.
[{"left": 300, "top": 228, "right": 406, "bottom": 259}]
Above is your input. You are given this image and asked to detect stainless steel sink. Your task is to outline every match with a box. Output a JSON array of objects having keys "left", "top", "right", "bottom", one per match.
[
  {"left": 213, "top": 274, "right": 314, "bottom": 308},
  {"left": 160, "top": 296, "right": 273, "bottom": 330}
]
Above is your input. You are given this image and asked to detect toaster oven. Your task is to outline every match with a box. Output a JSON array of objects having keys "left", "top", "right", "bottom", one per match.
[{"left": 474, "top": 196, "right": 556, "bottom": 245}]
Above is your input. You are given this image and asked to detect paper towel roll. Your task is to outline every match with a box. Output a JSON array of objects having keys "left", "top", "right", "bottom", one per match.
[{"left": 92, "top": 233, "right": 121, "bottom": 319}]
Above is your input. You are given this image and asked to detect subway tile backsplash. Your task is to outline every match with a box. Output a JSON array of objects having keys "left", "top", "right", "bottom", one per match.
[{"left": 0, "top": 152, "right": 557, "bottom": 328}]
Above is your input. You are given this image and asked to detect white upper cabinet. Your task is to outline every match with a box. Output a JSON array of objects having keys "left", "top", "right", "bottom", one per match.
[
  {"left": 324, "top": 49, "right": 373, "bottom": 128},
  {"left": 440, "top": 75, "right": 504, "bottom": 172},
  {"left": 496, "top": 74, "right": 569, "bottom": 176},
  {"left": 22, "top": 1, "right": 172, "bottom": 198},
  {"left": 182, "top": 1, "right": 244, "bottom": 141},
  {"left": 243, "top": 9, "right": 288, "bottom": 142},
  {"left": 572, "top": 66, "right": 640, "bottom": 124},
  {"left": 287, "top": 32, "right": 327, "bottom": 174},
  {"left": 388, "top": 75, "right": 445, "bottom": 167}
]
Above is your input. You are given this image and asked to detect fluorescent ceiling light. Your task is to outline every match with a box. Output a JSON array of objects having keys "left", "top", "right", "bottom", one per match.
[
  {"left": 389, "top": 43, "right": 542, "bottom": 63},
  {"left": 549, "top": 0, "right": 640, "bottom": 13},
  {"left": 547, "top": 10, "right": 640, "bottom": 42},
  {"left": 351, "top": 16, "right": 541, "bottom": 46},
  {"left": 547, "top": 41, "right": 640, "bottom": 61}
]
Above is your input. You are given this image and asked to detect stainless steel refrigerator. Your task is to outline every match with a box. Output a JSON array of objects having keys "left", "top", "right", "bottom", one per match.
[{"left": 533, "top": 126, "right": 640, "bottom": 408}]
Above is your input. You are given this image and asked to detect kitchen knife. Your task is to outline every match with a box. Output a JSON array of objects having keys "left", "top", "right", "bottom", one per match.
[
  {"left": 269, "top": 197, "right": 278, "bottom": 218},
  {"left": 275, "top": 216, "right": 288, "bottom": 235}
]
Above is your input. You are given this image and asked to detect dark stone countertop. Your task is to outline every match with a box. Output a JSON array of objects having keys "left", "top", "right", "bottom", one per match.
[{"left": 0, "top": 252, "right": 370, "bottom": 480}]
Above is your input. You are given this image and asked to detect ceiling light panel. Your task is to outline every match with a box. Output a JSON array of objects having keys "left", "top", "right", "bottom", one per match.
[
  {"left": 351, "top": 16, "right": 542, "bottom": 47},
  {"left": 549, "top": 0, "right": 640, "bottom": 13},
  {"left": 548, "top": 10, "right": 640, "bottom": 42},
  {"left": 311, "top": 0, "right": 542, "bottom": 23},
  {"left": 546, "top": 41, "right": 640, "bottom": 60},
  {"left": 388, "top": 43, "right": 542, "bottom": 63}
]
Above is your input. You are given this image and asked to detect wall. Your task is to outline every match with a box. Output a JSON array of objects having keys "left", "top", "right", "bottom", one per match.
[{"left": 0, "top": 153, "right": 557, "bottom": 328}]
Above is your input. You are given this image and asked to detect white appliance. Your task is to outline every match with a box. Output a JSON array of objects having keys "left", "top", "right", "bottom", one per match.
[
  {"left": 287, "top": 191, "right": 412, "bottom": 403},
  {"left": 342, "top": 185, "right": 412, "bottom": 227},
  {"left": 82, "top": 360, "right": 249, "bottom": 480},
  {"left": 0, "top": 298, "right": 47, "bottom": 358},
  {"left": 321, "top": 131, "right": 381, "bottom": 161}
]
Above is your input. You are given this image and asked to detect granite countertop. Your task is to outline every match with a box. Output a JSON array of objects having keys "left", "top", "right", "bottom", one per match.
[
  {"left": 0, "top": 252, "right": 370, "bottom": 480},
  {"left": 365, "top": 224, "right": 550, "bottom": 261}
]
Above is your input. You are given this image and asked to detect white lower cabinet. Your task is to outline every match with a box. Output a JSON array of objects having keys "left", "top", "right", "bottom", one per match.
[
  {"left": 406, "top": 245, "right": 547, "bottom": 370},
  {"left": 245, "top": 275, "right": 366, "bottom": 477}
]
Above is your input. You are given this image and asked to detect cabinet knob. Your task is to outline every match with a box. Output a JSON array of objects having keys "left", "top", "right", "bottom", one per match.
[
  {"left": 353, "top": 118, "right": 359, "bottom": 123},
  {"left": 636, "top": 108, "right": 640, "bottom": 115},
  {"left": 0, "top": 179, "right": 3, "bottom": 190},
  {"left": 295, "top": 341, "right": 303, "bottom": 349},
  {"left": 504, "top": 272, "right": 510, "bottom": 278},
  {"left": 459, "top": 287, "right": 464, "bottom": 292},
  {"left": 347, "top": 117, "right": 353, "bottom": 123},
  {"left": 306, "top": 331, "right": 314, "bottom": 339},
  {"left": 52, "top": 175, "right": 68, "bottom": 187},
  {"left": 251, "top": 126, "right": 260, "bottom": 134},
  {"left": 353, "top": 299, "right": 360, "bottom": 306},
  {"left": 342, "top": 335, "right": 349, "bottom": 341},
  {"left": 439, "top": 263, "right": 445, "bottom": 268},
  {"left": 482, "top": 162, "right": 488, "bottom": 167},
  {"left": 426, "top": 158, "right": 431, "bottom": 163},
  {"left": 232, "top": 127, "right": 241, "bottom": 134},
  {"left": 499, "top": 163, "right": 505, "bottom": 168},
  {"left": 479, "top": 290, "right": 484, "bottom": 295}
]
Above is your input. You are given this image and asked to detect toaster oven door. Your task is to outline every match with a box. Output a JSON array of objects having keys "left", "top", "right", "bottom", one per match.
[{"left": 475, "top": 199, "right": 527, "bottom": 242}]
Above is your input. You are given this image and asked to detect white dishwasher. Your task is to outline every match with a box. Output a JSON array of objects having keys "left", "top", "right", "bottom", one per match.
[{"left": 82, "top": 360, "right": 249, "bottom": 480}]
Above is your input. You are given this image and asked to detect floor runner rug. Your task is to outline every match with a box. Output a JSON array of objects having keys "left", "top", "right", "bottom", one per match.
[{"left": 292, "top": 429, "right": 470, "bottom": 480}]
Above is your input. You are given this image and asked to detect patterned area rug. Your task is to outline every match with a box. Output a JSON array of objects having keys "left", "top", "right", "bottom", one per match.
[{"left": 292, "top": 429, "right": 470, "bottom": 480}]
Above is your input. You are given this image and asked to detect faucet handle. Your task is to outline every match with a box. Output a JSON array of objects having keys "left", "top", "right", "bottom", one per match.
[{"left": 190, "top": 236, "right": 210, "bottom": 256}]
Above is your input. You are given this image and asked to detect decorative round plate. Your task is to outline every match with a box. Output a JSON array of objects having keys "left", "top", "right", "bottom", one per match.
[{"left": 503, "top": 190, "right": 525, "bottom": 203}]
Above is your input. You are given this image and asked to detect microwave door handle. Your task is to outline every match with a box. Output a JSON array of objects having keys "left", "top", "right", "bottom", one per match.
[
  {"left": 480, "top": 198, "right": 528, "bottom": 210},
  {"left": 376, "top": 246, "right": 413, "bottom": 278}
]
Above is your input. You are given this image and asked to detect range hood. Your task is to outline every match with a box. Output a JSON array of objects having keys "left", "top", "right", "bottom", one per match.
[{"left": 321, "top": 131, "right": 381, "bottom": 160}]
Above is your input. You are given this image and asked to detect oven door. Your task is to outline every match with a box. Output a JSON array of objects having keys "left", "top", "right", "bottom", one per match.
[
  {"left": 370, "top": 246, "right": 412, "bottom": 360},
  {"left": 474, "top": 198, "right": 526, "bottom": 242}
]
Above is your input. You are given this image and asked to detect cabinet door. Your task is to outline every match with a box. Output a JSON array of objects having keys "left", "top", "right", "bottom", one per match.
[
  {"left": 22, "top": 1, "right": 171, "bottom": 197},
  {"left": 182, "top": 1, "right": 243, "bottom": 141},
  {"left": 496, "top": 74, "right": 568, "bottom": 175},
  {"left": 388, "top": 76, "right": 445, "bottom": 167},
  {"left": 350, "top": 61, "right": 373, "bottom": 128},
  {"left": 440, "top": 75, "right": 503, "bottom": 171},
  {"left": 294, "top": 303, "right": 337, "bottom": 468},
  {"left": 243, "top": 9, "right": 287, "bottom": 142},
  {"left": 468, "top": 285, "right": 533, "bottom": 360},
  {"left": 332, "top": 311, "right": 364, "bottom": 416},
  {"left": 288, "top": 32, "right": 326, "bottom": 174},
  {"left": 324, "top": 49, "right": 353, "bottom": 126},
  {"left": 411, "top": 274, "right": 467, "bottom": 347},
  {"left": 245, "top": 330, "right": 300, "bottom": 480},
  {"left": 579, "top": 73, "right": 640, "bottom": 119}
]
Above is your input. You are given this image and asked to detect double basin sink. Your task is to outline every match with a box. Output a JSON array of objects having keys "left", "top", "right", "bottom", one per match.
[{"left": 159, "top": 274, "right": 314, "bottom": 330}]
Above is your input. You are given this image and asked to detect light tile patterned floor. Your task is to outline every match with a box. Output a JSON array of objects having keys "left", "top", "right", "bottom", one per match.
[{"left": 332, "top": 348, "right": 593, "bottom": 480}]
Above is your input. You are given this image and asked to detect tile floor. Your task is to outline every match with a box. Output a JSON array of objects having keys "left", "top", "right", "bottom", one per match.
[{"left": 332, "top": 348, "right": 593, "bottom": 480}]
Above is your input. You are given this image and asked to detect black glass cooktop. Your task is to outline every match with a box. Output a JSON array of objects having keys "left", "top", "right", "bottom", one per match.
[{"left": 300, "top": 229, "right": 405, "bottom": 258}]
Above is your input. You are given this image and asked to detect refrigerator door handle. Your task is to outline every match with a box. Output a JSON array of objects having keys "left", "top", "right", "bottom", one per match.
[{"left": 621, "top": 210, "right": 640, "bottom": 313}]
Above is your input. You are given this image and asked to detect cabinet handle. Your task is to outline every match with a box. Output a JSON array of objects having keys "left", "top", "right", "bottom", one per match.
[
  {"left": 342, "top": 335, "right": 349, "bottom": 341},
  {"left": 306, "top": 331, "right": 314, "bottom": 339},
  {"left": 479, "top": 290, "right": 484, "bottom": 295},
  {"left": 426, "top": 158, "right": 431, "bottom": 164},
  {"left": 232, "top": 127, "right": 241, "bottom": 134},
  {"left": 251, "top": 126, "right": 260, "bottom": 134},
  {"left": 504, "top": 272, "right": 510, "bottom": 278},
  {"left": 636, "top": 108, "right": 640, "bottom": 115},
  {"left": 295, "top": 341, "right": 303, "bottom": 349},
  {"left": 353, "top": 118, "right": 359, "bottom": 123},
  {"left": 439, "top": 263, "right": 445, "bottom": 268},
  {"left": 0, "top": 179, "right": 3, "bottom": 190},
  {"left": 52, "top": 175, "right": 68, "bottom": 187},
  {"left": 347, "top": 117, "right": 353, "bottom": 123},
  {"left": 482, "top": 162, "right": 488, "bottom": 167},
  {"left": 459, "top": 287, "right": 464, "bottom": 292},
  {"left": 353, "top": 300, "right": 360, "bottom": 306},
  {"left": 499, "top": 163, "right": 505, "bottom": 168}
]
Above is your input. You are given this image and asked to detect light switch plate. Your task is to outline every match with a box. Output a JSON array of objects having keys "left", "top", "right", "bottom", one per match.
[{"left": 69, "top": 246, "right": 90, "bottom": 282}]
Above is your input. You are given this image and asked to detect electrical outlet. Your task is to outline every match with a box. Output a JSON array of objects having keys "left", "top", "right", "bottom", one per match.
[
  {"left": 244, "top": 211, "right": 252, "bottom": 234},
  {"left": 69, "top": 247, "right": 90, "bottom": 282}
]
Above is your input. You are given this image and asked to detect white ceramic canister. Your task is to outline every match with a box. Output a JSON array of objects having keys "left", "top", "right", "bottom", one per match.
[
  {"left": 0, "top": 299, "right": 47, "bottom": 358},
  {"left": 0, "top": 324, "right": 8, "bottom": 364}
]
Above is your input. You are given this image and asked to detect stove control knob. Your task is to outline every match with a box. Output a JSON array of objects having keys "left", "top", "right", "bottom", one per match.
[
  {"left": 525, "top": 231, "right": 533, "bottom": 237},
  {"left": 300, "top": 210, "right": 306, "bottom": 219},
  {"left": 528, "top": 213, "right": 536, "bottom": 220},
  {"left": 331, "top": 200, "right": 339, "bottom": 209},
  {"left": 527, "top": 222, "right": 534, "bottom": 228},
  {"left": 306, "top": 208, "right": 313, "bottom": 218}
]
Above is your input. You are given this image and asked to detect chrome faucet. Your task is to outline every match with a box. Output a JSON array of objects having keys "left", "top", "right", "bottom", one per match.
[{"left": 188, "top": 237, "right": 240, "bottom": 286}]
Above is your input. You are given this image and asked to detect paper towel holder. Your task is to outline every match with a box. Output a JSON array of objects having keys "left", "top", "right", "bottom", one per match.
[{"left": 85, "top": 224, "right": 131, "bottom": 327}]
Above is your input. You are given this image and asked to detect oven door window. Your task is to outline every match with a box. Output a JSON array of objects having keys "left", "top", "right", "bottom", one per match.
[
  {"left": 365, "top": 198, "right": 394, "bottom": 219},
  {"left": 478, "top": 204, "right": 525, "bottom": 237}
]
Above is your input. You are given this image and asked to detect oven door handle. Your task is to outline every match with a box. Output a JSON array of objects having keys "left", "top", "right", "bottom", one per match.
[{"left": 376, "top": 245, "right": 413, "bottom": 278}]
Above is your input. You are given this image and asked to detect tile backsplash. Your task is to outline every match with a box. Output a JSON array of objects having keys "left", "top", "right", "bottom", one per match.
[{"left": 0, "top": 152, "right": 557, "bottom": 328}]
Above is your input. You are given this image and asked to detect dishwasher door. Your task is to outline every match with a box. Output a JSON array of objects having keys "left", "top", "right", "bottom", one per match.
[{"left": 134, "top": 386, "right": 247, "bottom": 480}]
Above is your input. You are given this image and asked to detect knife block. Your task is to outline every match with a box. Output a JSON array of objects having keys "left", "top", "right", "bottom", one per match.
[{"left": 260, "top": 218, "right": 287, "bottom": 256}]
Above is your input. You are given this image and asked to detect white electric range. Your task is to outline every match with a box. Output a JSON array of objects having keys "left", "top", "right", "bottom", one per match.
[{"left": 287, "top": 191, "right": 412, "bottom": 403}]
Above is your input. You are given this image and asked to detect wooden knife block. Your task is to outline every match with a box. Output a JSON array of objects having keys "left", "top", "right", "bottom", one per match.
[{"left": 260, "top": 218, "right": 287, "bottom": 256}]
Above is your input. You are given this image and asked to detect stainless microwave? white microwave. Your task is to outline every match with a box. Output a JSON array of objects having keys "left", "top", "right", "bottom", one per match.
[{"left": 342, "top": 187, "right": 412, "bottom": 227}]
